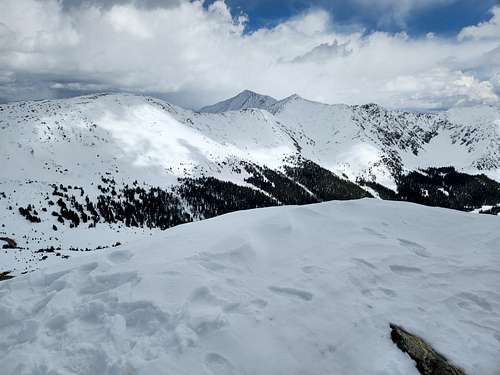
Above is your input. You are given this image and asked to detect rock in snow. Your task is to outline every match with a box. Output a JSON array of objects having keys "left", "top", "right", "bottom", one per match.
[
  {"left": 390, "top": 324, "right": 465, "bottom": 375},
  {"left": 1, "top": 199, "right": 499, "bottom": 375}
]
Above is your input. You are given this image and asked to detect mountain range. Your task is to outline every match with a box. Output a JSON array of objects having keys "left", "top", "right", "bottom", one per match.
[{"left": 1, "top": 90, "right": 500, "bottom": 274}]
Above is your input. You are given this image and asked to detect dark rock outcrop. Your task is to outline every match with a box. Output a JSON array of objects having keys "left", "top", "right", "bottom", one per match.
[
  {"left": 390, "top": 323, "right": 465, "bottom": 375},
  {"left": 0, "top": 271, "right": 14, "bottom": 281},
  {"left": 0, "top": 237, "right": 17, "bottom": 249}
]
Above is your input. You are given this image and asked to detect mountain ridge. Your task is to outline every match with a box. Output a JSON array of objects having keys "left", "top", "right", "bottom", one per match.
[
  {"left": 199, "top": 90, "right": 278, "bottom": 113},
  {"left": 1, "top": 91, "right": 499, "bottom": 274}
]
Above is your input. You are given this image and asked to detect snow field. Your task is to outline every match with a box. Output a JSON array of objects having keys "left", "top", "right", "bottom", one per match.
[{"left": 1, "top": 199, "right": 499, "bottom": 374}]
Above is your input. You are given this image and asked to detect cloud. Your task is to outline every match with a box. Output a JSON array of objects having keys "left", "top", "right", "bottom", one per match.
[
  {"left": 458, "top": 6, "right": 500, "bottom": 40},
  {"left": 0, "top": 0, "right": 499, "bottom": 110},
  {"left": 384, "top": 68, "right": 498, "bottom": 109},
  {"left": 59, "top": 0, "right": 182, "bottom": 11},
  {"left": 291, "top": 40, "right": 352, "bottom": 63}
]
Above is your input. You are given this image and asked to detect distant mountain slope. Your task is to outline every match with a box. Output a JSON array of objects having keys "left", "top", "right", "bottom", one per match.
[
  {"left": 199, "top": 90, "right": 278, "bottom": 113},
  {"left": 1, "top": 199, "right": 499, "bottom": 374},
  {"left": 1, "top": 92, "right": 499, "bottom": 274}
]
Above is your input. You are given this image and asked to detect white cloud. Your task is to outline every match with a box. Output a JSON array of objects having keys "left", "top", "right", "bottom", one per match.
[
  {"left": 0, "top": 0, "right": 499, "bottom": 109},
  {"left": 107, "top": 5, "right": 154, "bottom": 39},
  {"left": 384, "top": 68, "right": 498, "bottom": 109},
  {"left": 458, "top": 6, "right": 500, "bottom": 41},
  {"left": 0, "top": 0, "right": 78, "bottom": 52},
  {"left": 50, "top": 82, "right": 111, "bottom": 91}
]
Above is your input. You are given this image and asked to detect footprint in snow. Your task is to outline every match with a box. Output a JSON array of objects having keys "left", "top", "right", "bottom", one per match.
[
  {"left": 268, "top": 286, "right": 313, "bottom": 301},
  {"left": 389, "top": 265, "right": 422, "bottom": 274},
  {"left": 107, "top": 249, "right": 133, "bottom": 264},
  {"left": 78, "top": 271, "right": 139, "bottom": 295},
  {"left": 361, "top": 287, "right": 397, "bottom": 298},
  {"left": 352, "top": 257, "right": 377, "bottom": 270},
  {"left": 456, "top": 292, "right": 492, "bottom": 312},
  {"left": 362, "top": 227, "right": 387, "bottom": 239},
  {"left": 301, "top": 265, "right": 327, "bottom": 274},
  {"left": 398, "top": 238, "right": 431, "bottom": 258},
  {"left": 204, "top": 353, "right": 240, "bottom": 375}
]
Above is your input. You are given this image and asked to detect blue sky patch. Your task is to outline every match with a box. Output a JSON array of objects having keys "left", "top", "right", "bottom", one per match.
[{"left": 205, "top": 0, "right": 498, "bottom": 37}]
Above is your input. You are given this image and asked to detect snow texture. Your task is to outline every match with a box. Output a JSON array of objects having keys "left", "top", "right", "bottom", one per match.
[{"left": 1, "top": 199, "right": 500, "bottom": 375}]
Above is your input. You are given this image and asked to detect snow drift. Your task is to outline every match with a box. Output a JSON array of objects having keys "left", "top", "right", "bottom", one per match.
[{"left": 1, "top": 199, "right": 499, "bottom": 375}]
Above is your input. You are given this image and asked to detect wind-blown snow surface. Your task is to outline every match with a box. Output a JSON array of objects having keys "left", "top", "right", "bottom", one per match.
[{"left": 1, "top": 199, "right": 499, "bottom": 375}]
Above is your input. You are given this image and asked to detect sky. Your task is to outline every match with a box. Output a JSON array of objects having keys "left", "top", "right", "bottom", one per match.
[{"left": 0, "top": 0, "right": 499, "bottom": 110}]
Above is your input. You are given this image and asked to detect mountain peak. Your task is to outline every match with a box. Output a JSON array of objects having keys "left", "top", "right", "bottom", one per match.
[
  {"left": 282, "top": 93, "right": 303, "bottom": 102},
  {"left": 239, "top": 89, "right": 258, "bottom": 96},
  {"left": 199, "top": 90, "right": 278, "bottom": 113},
  {"left": 266, "top": 93, "right": 308, "bottom": 114}
]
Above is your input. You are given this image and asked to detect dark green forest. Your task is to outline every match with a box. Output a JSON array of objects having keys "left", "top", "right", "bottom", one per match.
[{"left": 16, "top": 162, "right": 500, "bottom": 232}]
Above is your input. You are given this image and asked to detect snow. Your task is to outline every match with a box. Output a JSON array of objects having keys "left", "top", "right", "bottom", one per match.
[
  {"left": 96, "top": 104, "right": 241, "bottom": 175},
  {"left": 0, "top": 93, "right": 297, "bottom": 273},
  {"left": 2, "top": 93, "right": 499, "bottom": 187},
  {"left": 1, "top": 199, "right": 500, "bottom": 375},
  {"left": 438, "top": 187, "right": 450, "bottom": 196},
  {"left": 1, "top": 93, "right": 498, "bottom": 188},
  {"left": 1, "top": 92, "right": 500, "bottom": 274},
  {"left": 199, "top": 90, "right": 278, "bottom": 113}
]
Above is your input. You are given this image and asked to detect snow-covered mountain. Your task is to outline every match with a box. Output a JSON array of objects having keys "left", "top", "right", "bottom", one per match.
[
  {"left": 199, "top": 90, "right": 278, "bottom": 113},
  {"left": 1, "top": 91, "right": 500, "bottom": 275},
  {"left": 1, "top": 199, "right": 499, "bottom": 374}
]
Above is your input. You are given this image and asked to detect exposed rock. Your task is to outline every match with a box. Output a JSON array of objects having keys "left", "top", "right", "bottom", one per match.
[
  {"left": 0, "top": 237, "right": 17, "bottom": 249},
  {"left": 390, "top": 323, "right": 465, "bottom": 375},
  {"left": 0, "top": 271, "right": 14, "bottom": 281}
]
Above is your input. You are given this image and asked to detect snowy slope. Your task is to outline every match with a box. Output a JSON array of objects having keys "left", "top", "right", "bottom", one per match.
[
  {"left": 0, "top": 94, "right": 298, "bottom": 274},
  {"left": 0, "top": 93, "right": 300, "bottom": 186},
  {"left": 269, "top": 96, "right": 500, "bottom": 187},
  {"left": 199, "top": 90, "right": 278, "bottom": 113},
  {"left": 1, "top": 199, "right": 499, "bottom": 375},
  {"left": 2, "top": 91, "right": 498, "bottom": 190},
  {"left": 1, "top": 92, "right": 500, "bottom": 275}
]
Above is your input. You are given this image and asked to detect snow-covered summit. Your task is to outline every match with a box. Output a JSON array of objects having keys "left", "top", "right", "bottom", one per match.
[
  {"left": 2, "top": 90, "right": 499, "bottom": 194},
  {"left": 1, "top": 199, "right": 499, "bottom": 374},
  {"left": 199, "top": 90, "right": 278, "bottom": 113},
  {"left": 266, "top": 93, "right": 318, "bottom": 114}
]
